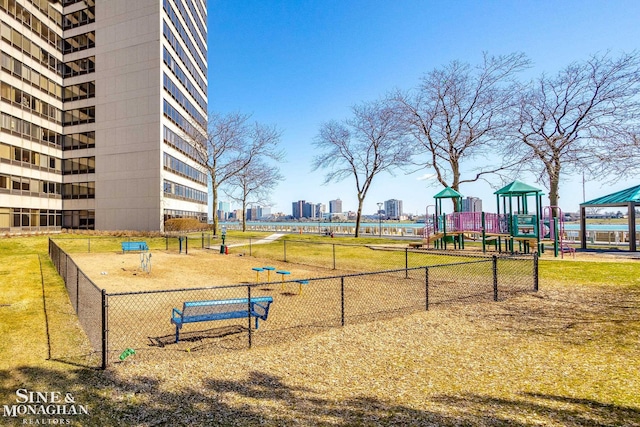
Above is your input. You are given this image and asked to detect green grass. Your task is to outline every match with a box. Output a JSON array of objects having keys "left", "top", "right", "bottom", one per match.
[
  {"left": 0, "top": 233, "right": 639, "bottom": 426},
  {"left": 540, "top": 259, "right": 640, "bottom": 288}
]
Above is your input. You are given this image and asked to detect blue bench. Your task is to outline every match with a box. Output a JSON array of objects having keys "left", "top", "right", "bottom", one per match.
[
  {"left": 121, "top": 241, "right": 149, "bottom": 253},
  {"left": 170, "top": 296, "right": 273, "bottom": 343}
]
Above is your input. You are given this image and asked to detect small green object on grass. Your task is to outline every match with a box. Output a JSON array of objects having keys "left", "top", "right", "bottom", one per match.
[{"left": 119, "top": 348, "right": 135, "bottom": 361}]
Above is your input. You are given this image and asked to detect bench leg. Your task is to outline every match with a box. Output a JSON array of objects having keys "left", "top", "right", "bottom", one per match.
[
  {"left": 255, "top": 316, "right": 259, "bottom": 330},
  {"left": 175, "top": 326, "right": 180, "bottom": 343}
]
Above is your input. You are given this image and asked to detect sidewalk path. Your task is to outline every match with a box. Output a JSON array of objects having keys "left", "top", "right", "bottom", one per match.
[{"left": 227, "top": 233, "right": 286, "bottom": 248}]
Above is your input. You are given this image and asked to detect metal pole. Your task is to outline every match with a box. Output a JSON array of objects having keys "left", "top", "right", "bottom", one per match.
[
  {"left": 341, "top": 277, "right": 345, "bottom": 326},
  {"left": 101, "top": 289, "right": 108, "bottom": 370},
  {"left": 247, "top": 286, "right": 252, "bottom": 348},
  {"left": 493, "top": 255, "right": 498, "bottom": 302},
  {"left": 425, "top": 267, "right": 429, "bottom": 311},
  {"left": 405, "top": 248, "right": 409, "bottom": 279},
  {"left": 533, "top": 253, "right": 539, "bottom": 292},
  {"left": 283, "top": 240, "right": 287, "bottom": 262},
  {"left": 76, "top": 263, "right": 80, "bottom": 312}
]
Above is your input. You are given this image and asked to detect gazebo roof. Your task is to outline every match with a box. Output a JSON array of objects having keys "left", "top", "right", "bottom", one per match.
[
  {"left": 434, "top": 187, "right": 463, "bottom": 199},
  {"left": 494, "top": 180, "right": 543, "bottom": 196},
  {"left": 581, "top": 184, "right": 640, "bottom": 206}
]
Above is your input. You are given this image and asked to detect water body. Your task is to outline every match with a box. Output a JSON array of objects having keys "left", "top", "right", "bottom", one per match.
[{"left": 222, "top": 221, "right": 636, "bottom": 232}]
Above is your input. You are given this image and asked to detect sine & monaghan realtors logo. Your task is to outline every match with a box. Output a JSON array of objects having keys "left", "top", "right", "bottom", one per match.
[{"left": 3, "top": 388, "right": 89, "bottom": 424}]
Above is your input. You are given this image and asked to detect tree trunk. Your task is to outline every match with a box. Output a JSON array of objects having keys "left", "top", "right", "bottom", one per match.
[
  {"left": 211, "top": 186, "right": 219, "bottom": 236},
  {"left": 354, "top": 198, "right": 364, "bottom": 238},
  {"left": 548, "top": 159, "right": 561, "bottom": 212},
  {"left": 548, "top": 178, "right": 560, "bottom": 213},
  {"left": 241, "top": 198, "right": 247, "bottom": 232}
]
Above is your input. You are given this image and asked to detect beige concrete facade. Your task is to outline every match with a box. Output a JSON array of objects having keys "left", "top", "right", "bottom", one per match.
[{"left": 0, "top": 0, "right": 208, "bottom": 233}]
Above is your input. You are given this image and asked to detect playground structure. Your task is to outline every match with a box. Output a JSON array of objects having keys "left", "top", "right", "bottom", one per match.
[
  {"left": 140, "top": 251, "right": 152, "bottom": 273},
  {"left": 423, "top": 181, "right": 569, "bottom": 257}
]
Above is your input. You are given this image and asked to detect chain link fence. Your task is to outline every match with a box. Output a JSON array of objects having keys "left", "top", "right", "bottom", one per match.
[
  {"left": 49, "top": 239, "right": 104, "bottom": 366},
  {"left": 48, "top": 237, "right": 537, "bottom": 368}
]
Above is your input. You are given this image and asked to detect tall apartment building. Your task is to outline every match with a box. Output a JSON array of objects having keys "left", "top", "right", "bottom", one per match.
[
  {"left": 292, "top": 200, "right": 320, "bottom": 219},
  {"left": 291, "top": 200, "right": 304, "bottom": 219},
  {"left": 217, "top": 201, "right": 230, "bottom": 220},
  {"left": 384, "top": 199, "right": 403, "bottom": 220},
  {"left": 0, "top": 0, "right": 208, "bottom": 233},
  {"left": 329, "top": 198, "right": 342, "bottom": 214},
  {"left": 461, "top": 196, "right": 482, "bottom": 213}
]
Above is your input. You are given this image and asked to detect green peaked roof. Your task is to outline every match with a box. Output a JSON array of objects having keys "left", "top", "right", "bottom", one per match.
[
  {"left": 434, "top": 187, "right": 463, "bottom": 199},
  {"left": 494, "top": 180, "right": 543, "bottom": 195},
  {"left": 581, "top": 184, "right": 640, "bottom": 206}
]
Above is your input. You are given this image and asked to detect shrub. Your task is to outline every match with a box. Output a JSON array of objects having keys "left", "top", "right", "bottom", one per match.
[{"left": 164, "top": 218, "right": 208, "bottom": 232}]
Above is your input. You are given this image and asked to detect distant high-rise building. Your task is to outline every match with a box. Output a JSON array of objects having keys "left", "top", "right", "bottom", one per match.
[
  {"left": 292, "top": 200, "right": 304, "bottom": 218},
  {"left": 218, "top": 201, "right": 231, "bottom": 220},
  {"left": 0, "top": 0, "right": 209, "bottom": 232},
  {"left": 329, "top": 198, "right": 342, "bottom": 213},
  {"left": 246, "top": 206, "right": 262, "bottom": 221},
  {"left": 315, "top": 203, "right": 325, "bottom": 218},
  {"left": 302, "top": 201, "right": 315, "bottom": 219},
  {"left": 461, "top": 197, "right": 483, "bottom": 213},
  {"left": 384, "top": 199, "right": 403, "bottom": 219}
]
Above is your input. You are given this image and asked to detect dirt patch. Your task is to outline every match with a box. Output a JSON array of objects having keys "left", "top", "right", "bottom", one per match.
[{"left": 71, "top": 248, "right": 341, "bottom": 293}]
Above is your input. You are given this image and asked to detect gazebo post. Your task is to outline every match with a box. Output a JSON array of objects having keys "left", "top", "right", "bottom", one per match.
[
  {"left": 580, "top": 205, "right": 587, "bottom": 250},
  {"left": 629, "top": 202, "right": 637, "bottom": 252}
]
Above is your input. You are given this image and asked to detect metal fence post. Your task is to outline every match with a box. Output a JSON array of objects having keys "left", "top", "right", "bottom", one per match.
[
  {"left": 165, "top": 236, "right": 168, "bottom": 251},
  {"left": 247, "top": 286, "right": 252, "bottom": 348},
  {"left": 76, "top": 263, "right": 80, "bottom": 312},
  {"left": 341, "top": 277, "right": 345, "bottom": 326},
  {"left": 201, "top": 232, "right": 204, "bottom": 249},
  {"left": 405, "top": 248, "right": 409, "bottom": 279},
  {"left": 185, "top": 236, "right": 188, "bottom": 255},
  {"left": 533, "top": 253, "right": 539, "bottom": 292},
  {"left": 101, "top": 289, "right": 108, "bottom": 370},
  {"left": 493, "top": 255, "right": 498, "bottom": 301},
  {"left": 65, "top": 253, "right": 70, "bottom": 293},
  {"left": 425, "top": 267, "right": 429, "bottom": 311}
]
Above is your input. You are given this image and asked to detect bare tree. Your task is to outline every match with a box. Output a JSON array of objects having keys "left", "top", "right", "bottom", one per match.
[
  {"left": 184, "top": 112, "right": 283, "bottom": 234},
  {"left": 393, "top": 52, "right": 530, "bottom": 208},
  {"left": 604, "top": 131, "right": 640, "bottom": 177},
  {"left": 225, "top": 159, "right": 283, "bottom": 231},
  {"left": 508, "top": 51, "right": 640, "bottom": 208},
  {"left": 312, "top": 98, "right": 411, "bottom": 237}
]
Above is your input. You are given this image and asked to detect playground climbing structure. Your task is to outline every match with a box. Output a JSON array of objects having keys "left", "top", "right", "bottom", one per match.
[{"left": 422, "top": 181, "right": 569, "bottom": 256}]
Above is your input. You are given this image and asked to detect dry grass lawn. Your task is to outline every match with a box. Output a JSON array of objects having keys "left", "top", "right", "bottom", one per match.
[{"left": 1, "top": 236, "right": 639, "bottom": 426}]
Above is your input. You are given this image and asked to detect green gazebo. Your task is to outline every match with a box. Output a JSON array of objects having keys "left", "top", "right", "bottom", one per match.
[
  {"left": 494, "top": 180, "right": 545, "bottom": 254},
  {"left": 433, "top": 187, "right": 463, "bottom": 215},
  {"left": 580, "top": 185, "right": 640, "bottom": 252}
]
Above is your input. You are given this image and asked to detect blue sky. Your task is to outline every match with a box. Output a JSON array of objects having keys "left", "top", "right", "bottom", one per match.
[{"left": 207, "top": 0, "right": 640, "bottom": 216}]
